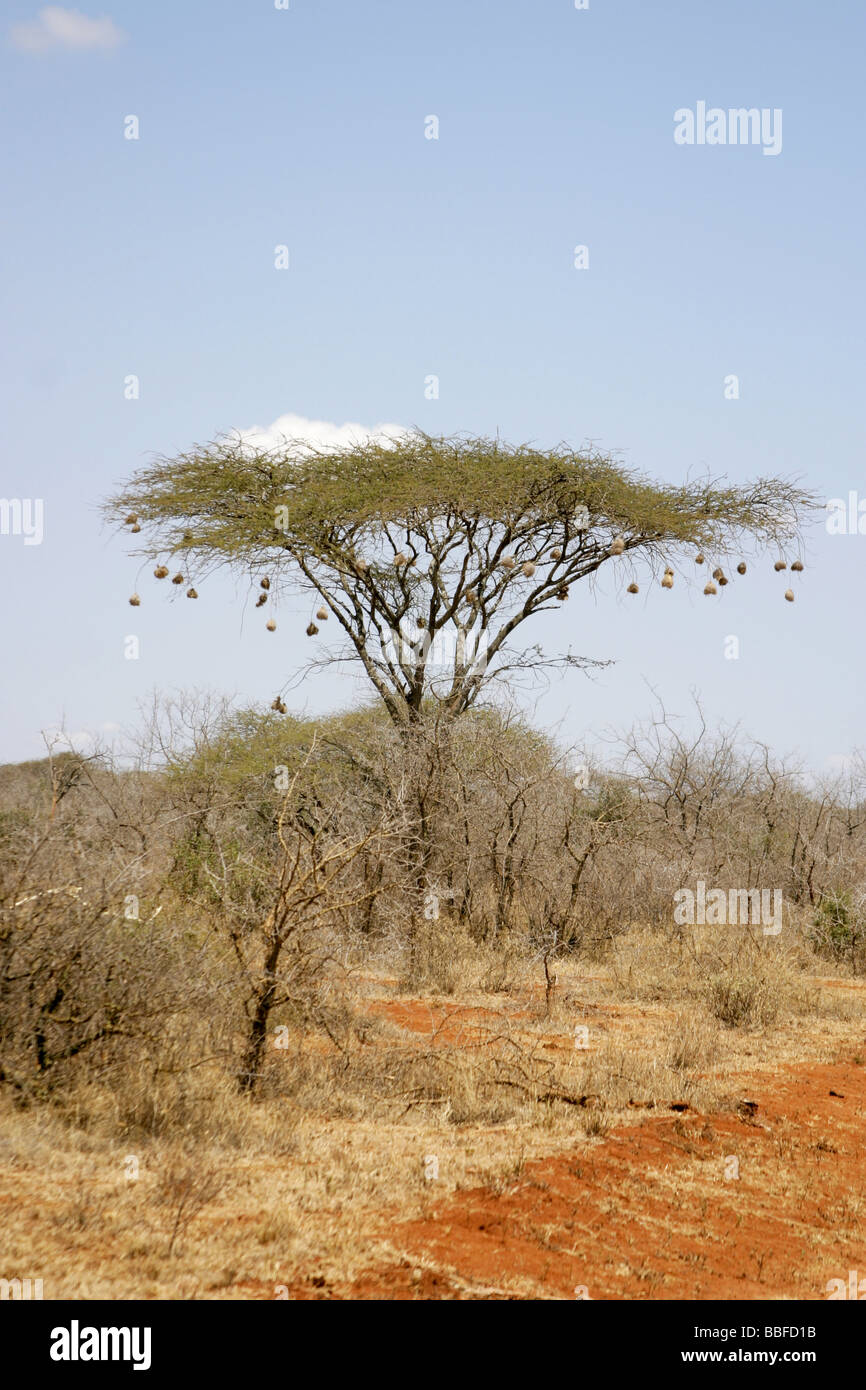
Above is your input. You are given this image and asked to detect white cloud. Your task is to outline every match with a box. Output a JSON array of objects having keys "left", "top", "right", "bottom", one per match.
[
  {"left": 9, "top": 7, "right": 126, "bottom": 53},
  {"left": 44, "top": 721, "right": 121, "bottom": 745},
  {"left": 236, "top": 412, "right": 407, "bottom": 456}
]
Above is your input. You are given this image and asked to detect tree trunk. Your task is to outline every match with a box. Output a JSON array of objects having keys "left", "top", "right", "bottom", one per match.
[{"left": 238, "top": 935, "right": 282, "bottom": 1094}]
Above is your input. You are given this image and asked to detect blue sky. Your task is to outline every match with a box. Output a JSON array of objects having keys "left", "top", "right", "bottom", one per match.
[{"left": 1, "top": 0, "right": 864, "bottom": 769}]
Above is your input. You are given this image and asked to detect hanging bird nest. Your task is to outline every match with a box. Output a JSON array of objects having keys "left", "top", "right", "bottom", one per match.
[
  {"left": 171, "top": 573, "right": 184, "bottom": 585},
  {"left": 266, "top": 619, "right": 277, "bottom": 632},
  {"left": 501, "top": 555, "right": 516, "bottom": 569},
  {"left": 718, "top": 575, "right": 729, "bottom": 586},
  {"left": 128, "top": 594, "right": 141, "bottom": 606},
  {"left": 556, "top": 584, "right": 570, "bottom": 601},
  {"left": 306, "top": 622, "right": 319, "bottom": 636},
  {"left": 522, "top": 561, "right": 536, "bottom": 577},
  {"left": 704, "top": 582, "right": 717, "bottom": 596},
  {"left": 774, "top": 560, "right": 787, "bottom": 572},
  {"left": 130, "top": 524, "right": 141, "bottom": 534},
  {"left": 124, "top": 514, "right": 138, "bottom": 526},
  {"left": 661, "top": 574, "right": 673, "bottom": 589},
  {"left": 695, "top": 553, "right": 705, "bottom": 565},
  {"left": 394, "top": 552, "right": 408, "bottom": 567},
  {"left": 256, "top": 593, "right": 268, "bottom": 607},
  {"left": 153, "top": 565, "right": 169, "bottom": 579},
  {"left": 784, "top": 589, "right": 795, "bottom": 602},
  {"left": 791, "top": 560, "right": 804, "bottom": 572},
  {"left": 260, "top": 577, "right": 270, "bottom": 590},
  {"left": 316, "top": 607, "right": 328, "bottom": 621},
  {"left": 416, "top": 615, "right": 427, "bottom": 628},
  {"left": 356, "top": 558, "right": 368, "bottom": 572},
  {"left": 609, "top": 537, "right": 625, "bottom": 555},
  {"left": 270, "top": 697, "right": 287, "bottom": 714},
  {"left": 627, "top": 582, "right": 639, "bottom": 594},
  {"left": 712, "top": 567, "right": 723, "bottom": 581},
  {"left": 186, "top": 588, "right": 198, "bottom": 599},
  {"left": 737, "top": 561, "right": 747, "bottom": 575},
  {"left": 550, "top": 547, "right": 563, "bottom": 561}
]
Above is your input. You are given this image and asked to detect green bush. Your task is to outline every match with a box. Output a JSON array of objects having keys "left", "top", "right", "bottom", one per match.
[{"left": 810, "top": 893, "right": 857, "bottom": 961}]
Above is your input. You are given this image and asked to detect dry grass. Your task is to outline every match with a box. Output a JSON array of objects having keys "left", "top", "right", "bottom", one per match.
[{"left": 1, "top": 924, "right": 863, "bottom": 1299}]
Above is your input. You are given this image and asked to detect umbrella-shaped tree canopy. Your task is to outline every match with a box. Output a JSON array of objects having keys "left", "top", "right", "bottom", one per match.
[{"left": 106, "top": 431, "right": 816, "bottom": 727}]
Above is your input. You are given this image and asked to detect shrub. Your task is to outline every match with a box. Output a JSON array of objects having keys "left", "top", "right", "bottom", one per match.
[{"left": 705, "top": 969, "right": 779, "bottom": 1028}]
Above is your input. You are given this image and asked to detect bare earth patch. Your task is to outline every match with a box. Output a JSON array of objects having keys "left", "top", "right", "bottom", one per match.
[
  {"left": 1, "top": 963, "right": 864, "bottom": 1301},
  {"left": 325, "top": 1056, "right": 866, "bottom": 1300}
]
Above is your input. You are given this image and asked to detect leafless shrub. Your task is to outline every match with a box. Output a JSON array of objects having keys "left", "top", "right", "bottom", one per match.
[
  {"left": 2, "top": 689, "right": 865, "bottom": 1140},
  {"left": 155, "top": 1154, "right": 228, "bottom": 1256}
]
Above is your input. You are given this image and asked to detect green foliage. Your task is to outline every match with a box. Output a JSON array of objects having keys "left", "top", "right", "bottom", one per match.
[
  {"left": 585, "top": 778, "right": 635, "bottom": 824},
  {"left": 105, "top": 431, "right": 818, "bottom": 727},
  {"left": 168, "top": 699, "right": 560, "bottom": 808},
  {"left": 107, "top": 429, "right": 815, "bottom": 567},
  {"left": 811, "top": 892, "right": 857, "bottom": 959},
  {"left": 168, "top": 709, "right": 315, "bottom": 789}
]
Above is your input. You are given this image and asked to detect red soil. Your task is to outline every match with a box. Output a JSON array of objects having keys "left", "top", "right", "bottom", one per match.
[
  {"left": 291, "top": 1053, "right": 866, "bottom": 1300},
  {"left": 366, "top": 998, "right": 523, "bottom": 1045}
]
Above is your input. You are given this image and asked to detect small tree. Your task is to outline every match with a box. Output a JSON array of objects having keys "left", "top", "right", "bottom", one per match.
[
  {"left": 106, "top": 431, "right": 816, "bottom": 731},
  {"left": 175, "top": 733, "right": 400, "bottom": 1091}
]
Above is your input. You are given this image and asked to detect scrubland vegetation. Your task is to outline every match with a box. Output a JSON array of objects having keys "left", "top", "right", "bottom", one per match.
[
  {"left": 2, "top": 435, "right": 858, "bottom": 1297},
  {"left": 2, "top": 693, "right": 864, "bottom": 1297}
]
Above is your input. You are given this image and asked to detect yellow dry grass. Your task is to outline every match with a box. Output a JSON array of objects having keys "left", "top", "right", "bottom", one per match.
[{"left": 1, "top": 931, "right": 864, "bottom": 1299}]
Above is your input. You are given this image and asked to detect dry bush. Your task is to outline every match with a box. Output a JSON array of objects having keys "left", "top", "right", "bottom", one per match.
[
  {"left": 249, "top": 997, "right": 600, "bottom": 1130},
  {"left": 705, "top": 969, "right": 780, "bottom": 1029},
  {"left": 0, "top": 751, "right": 215, "bottom": 1106},
  {"left": 395, "top": 914, "right": 526, "bottom": 996},
  {"left": 156, "top": 1154, "right": 229, "bottom": 1257},
  {"left": 576, "top": 1040, "right": 719, "bottom": 1114},
  {"left": 663, "top": 1010, "right": 721, "bottom": 1072},
  {"left": 2, "top": 692, "right": 866, "bottom": 1154}
]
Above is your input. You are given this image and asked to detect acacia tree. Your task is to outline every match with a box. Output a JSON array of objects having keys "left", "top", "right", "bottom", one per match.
[{"left": 106, "top": 430, "right": 815, "bottom": 730}]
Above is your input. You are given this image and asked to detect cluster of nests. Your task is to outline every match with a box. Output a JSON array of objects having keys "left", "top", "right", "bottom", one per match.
[
  {"left": 130, "top": 564, "right": 197, "bottom": 604},
  {"left": 125, "top": 516, "right": 199, "bottom": 606},
  {"left": 125, "top": 519, "right": 805, "bottom": 621},
  {"left": 323, "top": 544, "right": 571, "bottom": 619},
  {"left": 263, "top": 575, "right": 330, "bottom": 636},
  {"left": 496, "top": 552, "right": 572, "bottom": 599},
  {"left": 254, "top": 576, "right": 277, "bottom": 632},
  {"left": 126, "top": 546, "right": 336, "bottom": 634},
  {"left": 693, "top": 552, "right": 803, "bottom": 601},
  {"left": 349, "top": 544, "right": 571, "bottom": 600},
  {"left": 457, "top": 549, "right": 571, "bottom": 603},
  {"left": 611, "top": 540, "right": 804, "bottom": 602}
]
